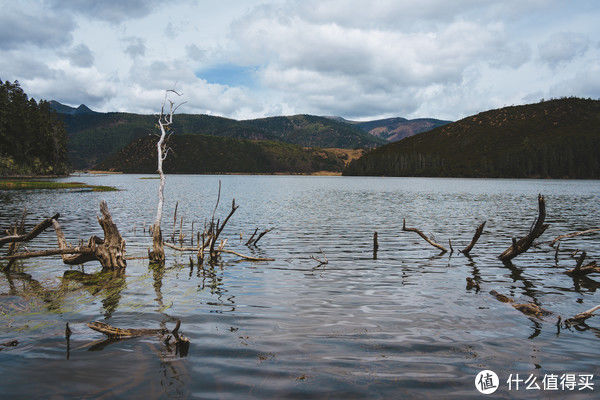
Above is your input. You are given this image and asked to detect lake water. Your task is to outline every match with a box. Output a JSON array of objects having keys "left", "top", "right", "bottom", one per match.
[{"left": 1, "top": 175, "right": 600, "bottom": 399}]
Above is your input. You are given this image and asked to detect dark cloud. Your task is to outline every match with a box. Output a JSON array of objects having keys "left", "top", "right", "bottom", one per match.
[
  {"left": 0, "top": 53, "right": 58, "bottom": 80},
  {"left": 64, "top": 44, "right": 95, "bottom": 68},
  {"left": 124, "top": 37, "right": 146, "bottom": 58},
  {"left": 47, "top": 0, "right": 163, "bottom": 23},
  {"left": 0, "top": 9, "right": 75, "bottom": 50}
]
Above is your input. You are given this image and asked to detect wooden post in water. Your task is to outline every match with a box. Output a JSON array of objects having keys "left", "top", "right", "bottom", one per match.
[{"left": 373, "top": 232, "right": 379, "bottom": 260}]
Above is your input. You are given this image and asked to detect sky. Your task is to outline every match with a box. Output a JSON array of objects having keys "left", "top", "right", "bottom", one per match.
[{"left": 1, "top": 0, "right": 599, "bottom": 121}]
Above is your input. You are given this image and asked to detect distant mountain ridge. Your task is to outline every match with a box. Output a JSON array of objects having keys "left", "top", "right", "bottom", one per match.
[
  {"left": 325, "top": 115, "right": 451, "bottom": 142},
  {"left": 49, "top": 101, "right": 386, "bottom": 169},
  {"left": 343, "top": 97, "right": 600, "bottom": 178},
  {"left": 49, "top": 100, "right": 97, "bottom": 115}
]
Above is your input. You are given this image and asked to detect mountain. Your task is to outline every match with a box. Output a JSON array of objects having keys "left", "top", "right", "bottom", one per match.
[
  {"left": 50, "top": 102, "right": 385, "bottom": 169},
  {"left": 354, "top": 117, "right": 451, "bottom": 142},
  {"left": 343, "top": 98, "right": 600, "bottom": 179},
  {"left": 325, "top": 115, "right": 451, "bottom": 142},
  {"left": 96, "top": 134, "right": 353, "bottom": 174},
  {"left": 49, "top": 101, "right": 97, "bottom": 115}
]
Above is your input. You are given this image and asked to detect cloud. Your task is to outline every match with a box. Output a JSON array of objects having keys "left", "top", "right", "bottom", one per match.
[
  {"left": 124, "top": 37, "right": 146, "bottom": 58},
  {"left": 64, "top": 44, "right": 95, "bottom": 68},
  {"left": 47, "top": 0, "right": 164, "bottom": 23},
  {"left": 0, "top": 7, "right": 75, "bottom": 50},
  {"left": 538, "top": 32, "right": 590, "bottom": 67},
  {"left": 185, "top": 44, "right": 205, "bottom": 61}
]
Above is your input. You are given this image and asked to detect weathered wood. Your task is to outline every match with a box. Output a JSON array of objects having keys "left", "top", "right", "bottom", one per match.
[
  {"left": 251, "top": 228, "right": 272, "bottom": 246},
  {"left": 209, "top": 199, "right": 238, "bottom": 259},
  {"left": 461, "top": 221, "right": 486, "bottom": 255},
  {"left": 52, "top": 201, "right": 126, "bottom": 269},
  {"left": 498, "top": 195, "right": 549, "bottom": 262},
  {"left": 0, "top": 247, "right": 95, "bottom": 261},
  {"left": 0, "top": 213, "right": 59, "bottom": 247},
  {"left": 548, "top": 228, "right": 600, "bottom": 247},
  {"left": 87, "top": 321, "right": 168, "bottom": 338},
  {"left": 489, "top": 290, "right": 550, "bottom": 318},
  {"left": 402, "top": 219, "right": 448, "bottom": 253},
  {"left": 565, "top": 305, "right": 600, "bottom": 326}
]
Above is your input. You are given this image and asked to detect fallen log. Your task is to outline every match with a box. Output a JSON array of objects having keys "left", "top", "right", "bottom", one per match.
[
  {"left": 498, "top": 195, "right": 549, "bottom": 262},
  {"left": 0, "top": 248, "right": 95, "bottom": 261},
  {"left": 565, "top": 305, "right": 600, "bottom": 326},
  {"left": 461, "top": 221, "right": 486, "bottom": 255},
  {"left": 87, "top": 321, "right": 168, "bottom": 338},
  {"left": 0, "top": 213, "right": 60, "bottom": 247},
  {"left": 402, "top": 219, "right": 448, "bottom": 253},
  {"left": 489, "top": 290, "right": 550, "bottom": 318},
  {"left": 548, "top": 228, "right": 600, "bottom": 247}
]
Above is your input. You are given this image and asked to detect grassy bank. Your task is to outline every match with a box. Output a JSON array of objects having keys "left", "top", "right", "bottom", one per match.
[{"left": 0, "top": 180, "right": 118, "bottom": 191}]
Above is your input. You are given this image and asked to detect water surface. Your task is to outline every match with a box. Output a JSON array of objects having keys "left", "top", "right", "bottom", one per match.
[{"left": 1, "top": 175, "right": 599, "bottom": 399}]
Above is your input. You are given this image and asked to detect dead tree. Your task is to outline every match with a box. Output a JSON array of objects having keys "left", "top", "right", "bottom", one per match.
[
  {"left": 53, "top": 201, "right": 126, "bottom": 269},
  {"left": 402, "top": 219, "right": 448, "bottom": 253},
  {"left": 461, "top": 221, "right": 486, "bottom": 255},
  {"left": 149, "top": 89, "right": 184, "bottom": 264},
  {"left": 1, "top": 202, "right": 126, "bottom": 270},
  {"left": 498, "top": 195, "right": 549, "bottom": 262}
]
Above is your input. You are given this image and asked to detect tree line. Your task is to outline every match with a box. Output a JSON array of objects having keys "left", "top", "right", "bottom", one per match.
[{"left": 0, "top": 79, "right": 68, "bottom": 176}]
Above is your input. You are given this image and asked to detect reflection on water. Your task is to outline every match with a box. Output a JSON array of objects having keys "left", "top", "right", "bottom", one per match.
[{"left": 1, "top": 175, "right": 600, "bottom": 398}]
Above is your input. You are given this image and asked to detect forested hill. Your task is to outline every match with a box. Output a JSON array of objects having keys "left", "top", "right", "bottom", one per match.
[
  {"left": 343, "top": 98, "right": 600, "bottom": 178},
  {"left": 53, "top": 105, "right": 385, "bottom": 169},
  {"left": 96, "top": 134, "right": 351, "bottom": 174},
  {"left": 0, "top": 80, "right": 68, "bottom": 176}
]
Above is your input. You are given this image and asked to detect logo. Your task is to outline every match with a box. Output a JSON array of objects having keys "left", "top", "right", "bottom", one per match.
[{"left": 475, "top": 370, "right": 499, "bottom": 394}]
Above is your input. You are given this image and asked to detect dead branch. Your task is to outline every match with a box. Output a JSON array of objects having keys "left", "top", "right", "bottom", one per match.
[
  {"left": 402, "top": 219, "right": 448, "bottom": 253},
  {"left": 163, "top": 242, "right": 274, "bottom": 261},
  {"left": 489, "top": 290, "right": 550, "bottom": 318},
  {"left": 460, "top": 221, "right": 486, "bottom": 255},
  {"left": 565, "top": 305, "right": 600, "bottom": 326},
  {"left": 209, "top": 199, "right": 238, "bottom": 259},
  {"left": 171, "top": 201, "right": 178, "bottom": 243},
  {"left": 245, "top": 228, "right": 258, "bottom": 246},
  {"left": 0, "top": 213, "right": 60, "bottom": 247},
  {"left": 310, "top": 249, "right": 328, "bottom": 269},
  {"left": 498, "top": 195, "right": 549, "bottom": 262},
  {"left": 88, "top": 321, "right": 168, "bottom": 338},
  {"left": 564, "top": 251, "right": 600, "bottom": 276},
  {"left": 548, "top": 228, "right": 600, "bottom": 247},
  {"left": 246, "top": 227, "right": 273, "bottom": 247}
]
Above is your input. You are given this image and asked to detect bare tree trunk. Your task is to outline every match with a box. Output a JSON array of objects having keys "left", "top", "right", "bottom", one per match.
[{"left": 148, "top": 90, "right": 184, "bottom": 264}]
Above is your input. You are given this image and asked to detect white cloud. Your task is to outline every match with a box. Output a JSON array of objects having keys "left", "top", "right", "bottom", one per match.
[{"left": 538, "top": 32, "right": 590, "bottom": 67}]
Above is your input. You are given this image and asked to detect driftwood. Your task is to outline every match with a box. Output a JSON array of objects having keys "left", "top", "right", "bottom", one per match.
[
  {"left": 489, "top": 290, "right": 550, "bottom": 318},
  {"left": 88, "top": 321, "right": 169, "bottom": 338},
  {"left": 0, "top": 213, "right": 59, "bottom": 247},
  {"left": 461, "top": 221, "right": 486, "bottom": 255},
  {"left": 402, "top": 219, "right": 448, "bottom": 253},
  {"left": 53, "top": 201, "right": 126, "bottom": 269},
  {"left": 564, "top": 251, "right": 600, "bottom": 276},
  {"left": 1, "top": 202, "right": 125, "bottom": 269},
  {"left": 548, "top": 228, "right": 600, "bottom": 247},
  {"left": 465, "top": 277, "right": 480, "bottom": 291},
  {"left": 565, "top": 305, "right": 600, "bottom": 326},
  {"left": 498, "top": 195, "right": 549, "bottom": 262}
]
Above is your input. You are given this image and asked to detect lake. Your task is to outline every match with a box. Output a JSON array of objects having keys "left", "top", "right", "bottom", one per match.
[{"left": 1, "top": 175, "right": 600, "bottom": 399}]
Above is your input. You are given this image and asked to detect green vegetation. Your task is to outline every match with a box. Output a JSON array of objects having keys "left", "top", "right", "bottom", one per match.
[
  {"left": 96, "top": 134, "right": 349, "bottom": 174},
  {"left": 0, "top": 80, "right": 68, "bottom": 176},
  {"left": 0, "top": 180, "right": 117, "bottom": 191},
  {"left": 344, "top": 98, "right": 600, "bottom": 179},
  {"left": 55, "top": 106, "right": 385, "bottom": 169}
]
